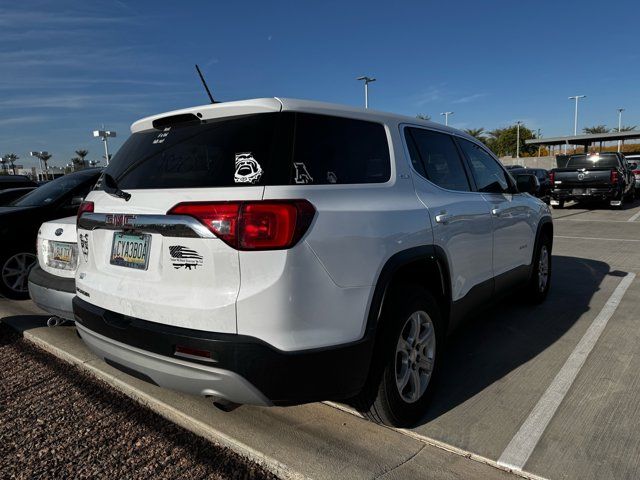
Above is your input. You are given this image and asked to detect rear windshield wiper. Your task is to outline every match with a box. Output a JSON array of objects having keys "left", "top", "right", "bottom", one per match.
[{"left": 103, "top": 173, "right": 131, "bottom": 201}]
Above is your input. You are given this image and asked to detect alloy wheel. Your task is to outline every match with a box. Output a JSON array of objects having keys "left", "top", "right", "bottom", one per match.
[
  {"left": 395, "top": 310, "right": 436, "bottom": 403},
  {"left": 2, "top": 253, "right": 37, "bottom": 294},
  {"left": 538, "top": 245, "right": 549, "bottom": 293}
]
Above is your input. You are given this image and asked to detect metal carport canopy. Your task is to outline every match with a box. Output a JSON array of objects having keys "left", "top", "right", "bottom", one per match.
[{"left": 525, "top": 130, "right": 640, "bottom": 147}]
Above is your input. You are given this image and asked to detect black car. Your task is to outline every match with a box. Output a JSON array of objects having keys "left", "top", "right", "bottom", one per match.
[
  {"left": 550, "top": 153, "right": 635, "bottom": 208},
  {"left": 509, "top": 168, "right": 551, "bottom": 203},
  {"left": 0, "top": 175, "right": 37, "bottom": 190},
  {"left": 0, "top": 187, "right": 37, "bottom": 206},
  {"left": 0, "top": 168, "right": 102, "bottom": 299}
]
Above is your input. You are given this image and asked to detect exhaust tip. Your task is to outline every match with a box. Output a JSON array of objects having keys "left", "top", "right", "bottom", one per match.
[
  {"left": 210, "top": 398, "right": 241, "bottom": 412},
  {"left": 47, "top": 317, "right": 61, "bottom": 327}
]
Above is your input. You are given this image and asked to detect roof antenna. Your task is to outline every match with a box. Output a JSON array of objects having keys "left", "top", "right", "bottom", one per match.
[{"left": 195, "top": 64, "right": 215, "bottom": 104}]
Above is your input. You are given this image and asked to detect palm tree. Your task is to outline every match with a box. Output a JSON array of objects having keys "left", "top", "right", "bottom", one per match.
[
  {"left": 614, "top": 125, "right": 637, "bottom": 151},
  {"left": 464, "top": 128, "right": 487, "bottom": 142},
  {"left": 3, "top": 153, "right": 19, "bottom": 175},
  {"left": 39, "top": 152, "right": 52, "bottom": 180},
  {"left": 71, "top": 157, "right": 84, "bottom": 171},
  {"left": 583, "top": 125, "right": 610, "bottom": 151},
  {"left": 416, "top": 114, "right": 431, "bottom": 121},
  {"left": 75, "top": 149, "right": 89, "bottom": 169},
  {"left": 583, "top": 125, "right": 610, "bottom": 134}
]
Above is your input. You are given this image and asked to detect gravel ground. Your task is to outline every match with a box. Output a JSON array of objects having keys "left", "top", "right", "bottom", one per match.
[{"left": 0, "top": 323, "right": 278, "bottom": 480}]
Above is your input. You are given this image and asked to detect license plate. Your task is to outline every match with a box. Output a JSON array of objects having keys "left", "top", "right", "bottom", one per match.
[
  {"left": 50, "top": 241, "right": 72, "bottom": 264},
  {"left": 110, "top": 232, "right": 151, "bottom": 270},
  {"left": 550, "top": 199, "right": 560, "bottom": 205},
  {"left": 572, "top": 188, "right": 585, "bottom": 195}
]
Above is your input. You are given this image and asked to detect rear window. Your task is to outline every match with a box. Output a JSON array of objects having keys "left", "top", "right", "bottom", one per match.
[
  {"left": 101, "top": 112, "right": 390, "bottom": 190},
  {"left": 567, "top": 154, "right": 619, "bottom": 168}
]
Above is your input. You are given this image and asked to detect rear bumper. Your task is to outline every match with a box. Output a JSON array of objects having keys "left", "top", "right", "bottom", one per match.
[
  {"left": 28, "top": 265, "right": 75, "bottom": 320},
  {"left": 73, "top": 297, "right": 374, "bottom": 405},
  {"left": 75, "top": 322, "right": 272, "bottom": 406},
  {"left": 551, "top": 186, "right": 621, "bottom": 202}
]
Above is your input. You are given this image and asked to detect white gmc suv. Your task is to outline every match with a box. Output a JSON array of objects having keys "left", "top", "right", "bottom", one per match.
[{"left": 74, "top": 98, "right": 552, "bottom": 427}]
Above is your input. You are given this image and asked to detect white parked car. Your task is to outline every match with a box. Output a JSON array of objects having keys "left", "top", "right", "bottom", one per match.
[
  {"left": 73, "top": 98, "right": 553, "bottom": 427},
  {"left": 28, "top": 216, "right": 78, "bottom": 323}
]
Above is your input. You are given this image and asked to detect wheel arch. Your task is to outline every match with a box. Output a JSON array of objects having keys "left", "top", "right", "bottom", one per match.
[
  {"left": 365, "top": 245, "right": 452, "bottom": 339},
  {"left": 529, "top": 216, "right": 553, "bottom": 279}
]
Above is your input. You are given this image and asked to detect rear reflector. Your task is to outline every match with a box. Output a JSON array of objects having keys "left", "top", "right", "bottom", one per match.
[
  {"left": 77, "top": 201, "right": 94, "bottom": 222},
  {"left": 549, "top": 171, "right": 555, "bottom": 184},
  {"left": 168, "top": 200, "right": 316, "bottom": 250},
  {"left": 174, "top": 345, "right": 214, "bottom": 362}
]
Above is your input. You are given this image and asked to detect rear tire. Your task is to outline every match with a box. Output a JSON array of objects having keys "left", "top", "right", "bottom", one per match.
[
  {"left": 525, "top": 233, "right": 552, "bottom": 304},
  {"left": 0, "top": 251, "right": 37, "bottom": 300},
  {"left": 352, "top": 285, "right": 443, "bottom": 427}
]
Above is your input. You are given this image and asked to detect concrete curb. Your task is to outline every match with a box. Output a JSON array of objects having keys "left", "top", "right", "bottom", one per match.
[{"left": 23, "top": 330, "right": 309, "bottom": 480}]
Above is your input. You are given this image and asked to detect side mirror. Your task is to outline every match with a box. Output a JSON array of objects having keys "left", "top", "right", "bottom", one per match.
[
  {"left": 70, "top": 196, "right": 84, "bottom": 206},
  {"left": 630, "top": 163, "right": 638, "bottom": 170},
  {"left": 515, "top": 174, "right": 539, "bottom": 195}
]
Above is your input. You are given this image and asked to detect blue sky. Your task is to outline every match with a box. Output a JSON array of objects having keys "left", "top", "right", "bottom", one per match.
[{"left": 1, "top": 0, "right": 639, "bottom": 168}]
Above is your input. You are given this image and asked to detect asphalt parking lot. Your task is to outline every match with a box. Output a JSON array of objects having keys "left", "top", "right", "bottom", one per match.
[
  {"left": 2, "top": 199, "right": 640, "bottom": 480},
  {"left": 407, "top": 199, "right": 640, "bottom": 479}
]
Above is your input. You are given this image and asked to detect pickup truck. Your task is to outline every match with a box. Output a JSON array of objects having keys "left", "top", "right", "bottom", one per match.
[{"left": 550, "top": 152, "right": 635, "bottom": 208}]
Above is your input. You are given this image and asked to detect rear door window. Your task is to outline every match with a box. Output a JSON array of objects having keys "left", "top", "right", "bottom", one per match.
[{"left": 404, "top": 127, "right": 471, "bottom": 191}]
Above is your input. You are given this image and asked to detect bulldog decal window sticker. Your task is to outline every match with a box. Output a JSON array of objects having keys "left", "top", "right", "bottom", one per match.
[{"left": 234, "top": 152, "right": 263, "bottom": 184}]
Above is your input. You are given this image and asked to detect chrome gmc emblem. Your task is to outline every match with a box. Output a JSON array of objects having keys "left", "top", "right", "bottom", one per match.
[{"left": 105, "top": 214, "right": 137, "bottom": 227}]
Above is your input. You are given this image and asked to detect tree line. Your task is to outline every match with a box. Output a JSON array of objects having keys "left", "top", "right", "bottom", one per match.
[{"left": 0, "top": 149, "right": 100, "bottom": 176}]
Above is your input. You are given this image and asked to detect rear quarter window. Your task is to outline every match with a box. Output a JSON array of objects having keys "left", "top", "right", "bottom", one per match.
[{"left": 286, "top": 113, "right": 390, "bottom": 185}]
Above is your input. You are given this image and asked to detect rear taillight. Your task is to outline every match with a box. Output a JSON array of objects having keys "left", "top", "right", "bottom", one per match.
[
  {"left": 611, "top": 169, "right": 619, "bottom": 184},
  {"left": 77, "top": 201, "right": 94, "bottom": 221},
  {"left": 549, "top": 171, "right": 555, "bottom": 184},
  {"left": 168, "top": 200, "right": 316, "bottom": 250},
  {"left": 633, "top": 169, "right": 640, "bottom": 176}
]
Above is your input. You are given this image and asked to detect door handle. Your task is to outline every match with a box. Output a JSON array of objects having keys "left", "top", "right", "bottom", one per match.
[
  {"left": 435, "top": 213, "right": 452, "bottom": 224},
  {"left": 491, "top": 208, "right": 502, "bottom": 217}
]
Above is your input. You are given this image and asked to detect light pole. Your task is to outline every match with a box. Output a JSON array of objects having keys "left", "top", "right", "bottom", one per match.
[
  {"left": 537, "top": 128, "right": 542, "bottom": 157},
  {"left": 356, "top": 76, "right": 376, "bottom": 109},
  {"left": 29, "top": 151, "right": 48, "bottom": 180},
  {"left": 568, "top": 95, "right": 586, "bottom": 136},
  {"left": 617, "top": 108, "right": 625, "bottom": 153},
  {"left": 516, "top": 121, "right": 523, "bottom": 159},
  {"left": 440, "top": 111, "right": 454, "bottom": 126},
  {"left": 93, "top": 127, "right": 116, "bottom": 166}
]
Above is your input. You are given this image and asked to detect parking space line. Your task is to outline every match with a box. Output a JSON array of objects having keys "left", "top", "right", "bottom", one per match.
[
  {"left": 497, "top": 272, "right": 636, "bottom": 471},
  {"left": 556, "top": 235, "right": 640, "bottom": 243},
  {"left": 627, "top": 210, "right": 640, "bottom": 222}
]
